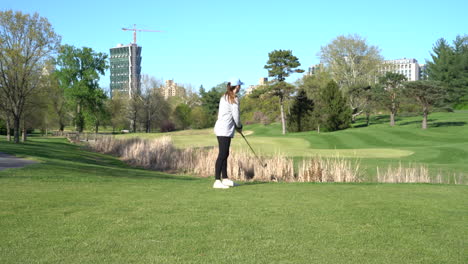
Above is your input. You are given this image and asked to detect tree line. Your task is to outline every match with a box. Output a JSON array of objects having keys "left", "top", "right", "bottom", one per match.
[
  {"left": 1, "top": 10, "right": 467, "bottom": 144},
  {"left": 243, "top": 34, "right": 467, "bottom": 133}
]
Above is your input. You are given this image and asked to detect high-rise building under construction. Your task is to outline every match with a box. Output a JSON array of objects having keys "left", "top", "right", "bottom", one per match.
[{"left": 109, "top": 43, "right": 142, "bottom": 98}]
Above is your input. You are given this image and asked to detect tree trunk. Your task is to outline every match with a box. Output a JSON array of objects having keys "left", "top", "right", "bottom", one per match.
[
  {"left": 13, "top": 115, "right": 20, "bottom": 143},
  {"left": 6, "top": 116, "right": 11, "bottom": 141},
  {"left": 280, "top": 97, "right": 286, "bottom": 135},
  {"left": 390, "top": 101, "right": 396, "bottom": 126},
  {"left": 76, "top": 104, "right": 84, "bottom": 132},
  {"left": 366, "top": 112, "right": 370, "bottom": 126},
  {"left": 146, "top": 110, "right": 151, "bottom": 133},
  {"left": 21, "top": 119, "right": 27, "bottom": 142},
  {"left": 422, "top": 107, "right": 428, "bottom": 129}
]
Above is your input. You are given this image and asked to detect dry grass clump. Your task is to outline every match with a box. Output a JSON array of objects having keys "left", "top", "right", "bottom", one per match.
[
  {"left": 298, "top": 157, "right": 361, "bottom": 183},
  {"left": 90, "top": 136, "right": 465, "bottom": 184},
  {"left": 89, "top": 136, "right": 360, "bottom": 183},
  {"left": 376, "top": 163, "right": 466, "bottom": 185}
]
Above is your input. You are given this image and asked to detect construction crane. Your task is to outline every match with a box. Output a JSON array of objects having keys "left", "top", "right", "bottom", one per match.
[{"left": 122, "top": 24, "right": 163, "bottom": 44}]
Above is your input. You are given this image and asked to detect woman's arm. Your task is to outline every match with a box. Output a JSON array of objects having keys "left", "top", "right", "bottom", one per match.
[{"left": 231, "top": 98, "right": 242, "bottom": 129}]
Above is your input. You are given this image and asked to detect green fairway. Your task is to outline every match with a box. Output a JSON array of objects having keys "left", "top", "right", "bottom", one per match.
[
  {"left": 118, "top": 111, "right": 468, "bottom": 177},
  {"left": 0, "top": 137, "right": 467, "bottom": 263}
]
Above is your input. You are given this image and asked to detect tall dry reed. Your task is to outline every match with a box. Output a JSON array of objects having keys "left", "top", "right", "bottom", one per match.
[
  {"left": 376, "top": 163, "right": 466, "bottom": 185},
  {"left": 90, "top": 136, "right": 466, "bottom": 184},
  {"left": 89, "top": 136, "right": 361, "bottom": 183}
]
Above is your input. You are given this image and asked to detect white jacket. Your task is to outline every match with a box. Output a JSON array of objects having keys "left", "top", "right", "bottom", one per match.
[{"left": 214, "top": 95, "right": 242, "bottom": 137}]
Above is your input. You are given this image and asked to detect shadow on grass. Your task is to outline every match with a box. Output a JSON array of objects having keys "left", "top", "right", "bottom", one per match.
[
  {"left": 430, "top": 121, "right": 467, "bottom": 127},
  {"left": 0, "top": 138, "right": 198, "bottom": 182},
  {"left": 353, "top": 115, "right": 393, "bottom": 128},
  {"left": 398, "top": 119, "right": 436, "bottom": 126},
  {"left": 236, "top": 181, "right": 269, "bottom": 187}
]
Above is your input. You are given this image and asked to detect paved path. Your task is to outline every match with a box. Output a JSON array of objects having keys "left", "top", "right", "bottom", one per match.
[{"left": 0, "top": 152, "right": 38, "bottom": 171}]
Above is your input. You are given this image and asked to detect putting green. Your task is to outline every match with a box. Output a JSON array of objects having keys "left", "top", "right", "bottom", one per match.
[
  {"left": 120, "top": 132, "right": 413, "bottom": 158},
  {"left": 229, "top": 137, "right": 413, "bottom": 158}
]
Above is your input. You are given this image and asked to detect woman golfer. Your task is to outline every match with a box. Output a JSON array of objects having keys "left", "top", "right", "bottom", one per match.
[{"left": 213, "top": 78, "right": 244, "bottom": 189}]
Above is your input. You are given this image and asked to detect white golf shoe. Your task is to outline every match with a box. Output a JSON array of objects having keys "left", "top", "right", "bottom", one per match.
[
  {"left": 213, "top": 180, "right": 229, "bottom": 189},
  {"left": 222, "top": 179, "right": 237, "bottom": 187}
]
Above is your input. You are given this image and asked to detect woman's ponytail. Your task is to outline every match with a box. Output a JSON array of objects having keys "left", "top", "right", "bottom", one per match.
[{"left": 225, "top": 82, "right": 236, "bottom": 104}]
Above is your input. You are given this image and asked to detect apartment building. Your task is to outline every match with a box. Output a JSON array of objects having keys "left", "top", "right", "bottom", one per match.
[
  {"left": 109, "top": 43, "right": 142, "bottom": 98},
  {"left": 382, "top": 58, "right": 420, "bottom": 81}
]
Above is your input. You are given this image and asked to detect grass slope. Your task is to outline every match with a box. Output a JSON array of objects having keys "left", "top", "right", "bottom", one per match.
[
  {"left": 0, "top": 137, "right": 467, "bottom": 263},
  {"left": 119, "top": 111, "right": 468, "bottom": 178}
]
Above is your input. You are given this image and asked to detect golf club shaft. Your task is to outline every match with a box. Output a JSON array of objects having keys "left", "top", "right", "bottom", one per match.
[{"left": 240, "top": 131, "right": 265, "bottom": 166}]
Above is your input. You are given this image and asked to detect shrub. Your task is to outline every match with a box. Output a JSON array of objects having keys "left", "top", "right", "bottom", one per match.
[{"left": 160, "top": 120, "right": 176, "bottom": 132}]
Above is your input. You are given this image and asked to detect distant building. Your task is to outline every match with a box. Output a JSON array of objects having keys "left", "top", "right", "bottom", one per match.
[
  {"left": 307, "top": 64, "right": 323, "bottom": 76},
  {"left": 246, "top": 77, "right": 268, "bottom": 95},
  {"left": 382, "top": 58, "right": 420, "bottom": 81},
  {"left": 161, "top": 79, "right": 186, "bottom": 99},
  {"left": 109, "top": 43, "right": 142, "bottom": 98}
]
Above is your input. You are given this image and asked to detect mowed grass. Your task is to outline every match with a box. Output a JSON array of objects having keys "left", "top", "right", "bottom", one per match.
[
  {"left": 119, "top": 111, "right": 468, "bottom": 178},
  {"left": 0, "top": 137, "right": 467, "bottom": 263}
]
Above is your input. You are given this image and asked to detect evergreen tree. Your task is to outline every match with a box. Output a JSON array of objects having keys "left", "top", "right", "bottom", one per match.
[
  {"left": 316, "top": 81, "right": 352, "bottom": 132},
  {"left": 264, "top": 49, "right": 304, "bottom": 134},
  {"left": 287, "top": 90, "right": 314, "bottom": 132},
  {"left": 426, "top": 35, "right": 468, "bottom": 108}
]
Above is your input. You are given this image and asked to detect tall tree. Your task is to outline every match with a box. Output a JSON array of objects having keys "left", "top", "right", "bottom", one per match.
[
  {"left": 376, "top": 72, "right": 407, "bottom": 126},
  {"left": 426, "top": 35, "right": 468, "bottom": 108},
  {"left": 319, "top": 34, "right": 383, "bottom": 120},
  {"left": 199, "top": 83, "right": 225, "bottom": 126},
  {"left": 404, "top": 80, "right": 446, "bottom": 129},
  {"left": 0, "top": 10, "right": 61, "bottom": 143},
  {"left": 139, "top": 74, "right": 169, "bottom": 133},
  {"left": 264, "top": 49, "right": 304, "bottom": 134},
  {"left": 0, "top": 87, "right": 12, "bottom": 141},
  {"left": 173, "top": 103, "right": 192, "bottom": 130},
  {"left": 55, "top": 45, "right": 108, "bottom": 132},
  {"left": 316, "top": 81, "right": 352, "bottom": 132},
  {"left": 45, "top": 66, "right": 69, "bottom": 133},
  {"left": 84, "top": 88, "right": 108, "bottom": 134},
  {"left": 107, "top": 92, "right": 129, "bottom": 133},
  {"left": 299, "top": 70, "right": 334, "bottom": 100},
  {"left": 287, "top": 89, "right": 314, "bottom": 132}
]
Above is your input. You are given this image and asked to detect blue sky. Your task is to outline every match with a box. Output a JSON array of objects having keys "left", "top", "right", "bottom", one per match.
[{"left": 3, "top": 0, "right": 468, "bottom": 93}]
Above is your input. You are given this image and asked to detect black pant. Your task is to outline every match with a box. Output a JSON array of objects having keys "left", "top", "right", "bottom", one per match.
[{"left": 215, "top": 136, "right": 231, "bottom": 180}]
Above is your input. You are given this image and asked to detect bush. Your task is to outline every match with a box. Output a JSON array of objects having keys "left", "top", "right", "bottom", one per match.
[
  {"left": 160, "top": 120, "right": 176, "bottom": 132},
  {"left": 253, "top": 111, "right": 270, "bottom": 125}
]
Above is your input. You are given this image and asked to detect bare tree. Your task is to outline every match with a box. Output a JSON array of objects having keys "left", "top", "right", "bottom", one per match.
[
  {"left": 0, "top": 10, "right": 61, "bottom": 143},
  {"left": 140, "top": 74, "right": 169, "bottom": 133},
  {"left": 319, "top": 34, "right": 383, "bottom": 120}
]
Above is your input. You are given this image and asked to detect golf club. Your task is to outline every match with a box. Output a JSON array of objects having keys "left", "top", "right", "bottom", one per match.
[{"left": 239, "top": 131, "right": 267, "bottom": 168}]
